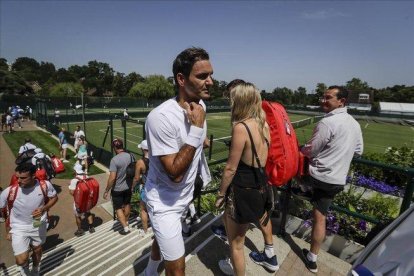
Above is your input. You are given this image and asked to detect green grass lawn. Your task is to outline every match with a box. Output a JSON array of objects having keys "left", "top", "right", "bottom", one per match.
[
  {"left": 3, "top": 131, "right": 105, "bottom": 179},
  {"left": 63, "top": 112, "right": 414, "bottom": 163}
]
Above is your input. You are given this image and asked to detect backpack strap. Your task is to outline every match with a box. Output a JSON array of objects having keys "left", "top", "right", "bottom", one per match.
[
  {"left": 240, "top": 122, "right": 263, "bottom": 169},
  {"left": 5, "top": 184, "right": 19, "bottom": 230},
  {"left": 39, "top": 180, "right": 50, "bottom": 205}
]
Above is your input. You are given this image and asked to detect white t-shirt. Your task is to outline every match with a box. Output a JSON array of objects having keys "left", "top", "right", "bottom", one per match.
[
  {"left": 0, "top": 180, "right": 57, "bottom": 231},
  {"left": 31, "top": 153, "right": 52, "bottom": 166},
  {"left": 74, "top": 130, "right": 85, "bottom": 140},
  {"left": 145, "top": 98, "right": 207, "bottom": 212},
  {"left": 18, "top": 143, "right": 37, "bottom": 154}
]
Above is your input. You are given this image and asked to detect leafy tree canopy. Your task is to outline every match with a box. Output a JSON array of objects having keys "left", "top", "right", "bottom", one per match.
[
  {"left": 49, "top": 82, "right": 84, "bottom": 97},
  {"left": 128, "top": 75, "right": 174, "bottom": 99}
]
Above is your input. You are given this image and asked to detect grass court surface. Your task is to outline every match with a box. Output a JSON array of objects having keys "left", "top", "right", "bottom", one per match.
[{"left": 66, "top": 112, "right": 413, "bottom": 162}]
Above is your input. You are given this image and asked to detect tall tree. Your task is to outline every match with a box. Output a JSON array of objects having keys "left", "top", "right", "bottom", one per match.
[
  {"left": 0, "top": 70, "right": 33, "bottom": 95},
  {"left": 346, "top": 78, "right": 370, "bottom": 92},
  {"left": 128, "top": 75, "right": 174, "bottom": 99},
  {"left": 38, "top": 62, "right": 56, "bottom": 84},
  {"left": 12, "top": 57, "right": 40, "bottom": 82},
  {"left": 83, "top": 60, "right": 114, "bottom": 96},
  {"left": 0, "top": 58, "right": 8, "bottom": 71},
  {"left": 49, "top": 82, "right": 84, "bottom": 97},
  {"left": 125, "top": 72, "right": 145, "bottom": 94},
  {"left": 293, "top": 86, "right": 307, "bottom": 106},
  {"left": 272, "top": 87, "right": 293, "bottom": 105},
  {"left": 112, "top": 72, "right": 127, "bottom": 97}
]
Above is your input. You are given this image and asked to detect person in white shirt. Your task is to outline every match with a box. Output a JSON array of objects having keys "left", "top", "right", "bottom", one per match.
[
  {"left": 0, "top": 163, "right": 58, "bottom": 276},
  {"left": 18, "top": 138, "right": 37, "bottom": 155},
  {"left": 142, "top": 47, "right": 213, "bottom": 276},
  {"left": 300, "top": 86, "right": 363, "bottom": 273},
  {"left": 72, "top": 125, "right": 85, "bottom": 153},
  {"left": 69, "top": 163, "right": 95, "bottom": 237}
]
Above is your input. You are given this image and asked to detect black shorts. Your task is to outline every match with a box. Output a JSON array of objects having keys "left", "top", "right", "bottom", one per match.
[
  {"left": 307, "top": 176, "right": 344, "bottom": 216},
  {"left": 111, "top": 189, "right": 132, "bottom": 210}
]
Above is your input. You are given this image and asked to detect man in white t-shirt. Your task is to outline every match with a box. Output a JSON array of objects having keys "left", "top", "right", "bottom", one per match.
[
  {"left": 18, "top": 138, "right": 37, "bottom": 154},
  {"left": 0, "top": 163, "right": 58, "bottom": 276},
  {"left": 72, "top": 125, "right": 85, "bottom": 152},
  {"left": 142, "top": 47, "right": 213, "bottom": 276}
]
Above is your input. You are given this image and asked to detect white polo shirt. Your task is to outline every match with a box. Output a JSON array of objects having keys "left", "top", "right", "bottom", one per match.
[{"left": 145, "top": 98, "right": 207, "bottom": 212}]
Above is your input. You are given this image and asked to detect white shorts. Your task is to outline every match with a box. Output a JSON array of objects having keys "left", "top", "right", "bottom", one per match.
[
  {"left": 146, "top": 202, "right": 187, "bottom": 261},
  {"left": 74, "top": 141, "right": 79, "bottom": 150},
  {"left": 61, "top": 144, "right": 68, "bottom": 149},
  {"left": 11, "top": 225, "right": 47, "bottom": 256}
]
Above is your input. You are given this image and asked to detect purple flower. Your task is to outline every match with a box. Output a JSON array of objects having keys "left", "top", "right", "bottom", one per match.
[
  {"left": 358, "top": 220, "right": 367, "bottom": 232},
  {"left": 347, "top": 174, "right": 403, "bottom": 197}
]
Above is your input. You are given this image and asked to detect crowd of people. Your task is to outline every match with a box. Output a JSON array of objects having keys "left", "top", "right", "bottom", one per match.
[
  {"left": 1, "top": 47, "right": 363, "bottom": 276},
  {"left": 1, "top": 106, "right": 32, "bottom": 133}
]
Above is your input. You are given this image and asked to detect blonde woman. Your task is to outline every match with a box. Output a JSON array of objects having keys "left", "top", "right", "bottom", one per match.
[{"left": 215, "top": 83, "right": 278, "bottom": 275}]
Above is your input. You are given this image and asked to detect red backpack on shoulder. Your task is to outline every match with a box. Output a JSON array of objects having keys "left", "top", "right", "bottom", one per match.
[
  {"left": 262, "top": 101, "right": 300, "bottom": 187},
  {"left": 73, "top": 176, "right": 100, "bottom": 213}
]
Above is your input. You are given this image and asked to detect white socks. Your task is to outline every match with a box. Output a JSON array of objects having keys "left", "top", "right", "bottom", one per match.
[
  {"left": 189, "top": 203, "right": 196, "bottom": 218},
  {"left": 124, "top": 226, "right": 130, "bottom": 233},
  {"left": 307, "top": 251, "right": 318, "bottom": 262},
  {"left": 18, "top": 264, "right": 30, "bottom": 276},
  {"left": 264, "top": 243, "right": 274, "bottom": 258}
]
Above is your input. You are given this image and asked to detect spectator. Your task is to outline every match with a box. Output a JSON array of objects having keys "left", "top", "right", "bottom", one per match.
[
  {"left": 6, "top": 112, "right": 13, "bottom": 133},
  {"left": 0, "top": 163, "right": 58, "bottom": 276},
  {"left": 299, "top": 86, "right": 363, "bottom": 273},
  {"left": 18, "top": 138, "right": 37, "bottom": 155},
  {"left": 76, "top": 136, "right": 89, "bottom": 173},
  {"left": 215, "top": 83, "right": 278, "bottom": 275},
  {"left": 58, "top": 127, "right": 69, "bottom": 163},
  {"left": 72, "top": 125, "right": 85, "bottom": 153},
  {"left": 103, "top": 138, "right": 133, "bottom": 235},
  {"left": 69, "top": 163, "right": 95, "bottom": 237},
  {"left": 54, "top": 108, "right": 61, "bottom": 125},
  {"left": 142, "top": 47, "right": 213, "bottom": 276},
  {"left": 132, "top": 140, "right": 150, "bottom": 236}
]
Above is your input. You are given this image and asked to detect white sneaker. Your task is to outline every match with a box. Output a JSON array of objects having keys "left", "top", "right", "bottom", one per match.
[
  {"left": 137, "top": 229, "right": 146, "bottom": 237},
  {"left": 63, "top": 159, "right": 70, "bottom": 163},
  {"left": 218, "top": 257, "right": 234, "bottom": 275}
]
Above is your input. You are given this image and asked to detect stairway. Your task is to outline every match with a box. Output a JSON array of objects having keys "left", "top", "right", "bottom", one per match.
[{"left": 2, "top": 213, "right": 352, "bottom": 276}]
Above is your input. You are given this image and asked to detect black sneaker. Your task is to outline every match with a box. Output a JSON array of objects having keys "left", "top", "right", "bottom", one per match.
[
  {"left": 302, "top": 249, "right": 318, "bottom": 273},
  {"left": 190, "top": 214, "right": 201, "bottom": 225},
  {"left": 74, "top": 229, "right": 84, "bottom": 237},
  {"left": 119, "top": 229, "right": 130, "bottom": 235},
  {"left": 211, "top": 224, "right": 228, "bottom": 242},
  {"left": 182, "top": 229, "right": 192, "bottom": 239},
  {"left": 249, "top": 251, "right": 279, "bottom": 272},
  {"left": 89, "top": 226, "right": 95, "bottom": 233}
]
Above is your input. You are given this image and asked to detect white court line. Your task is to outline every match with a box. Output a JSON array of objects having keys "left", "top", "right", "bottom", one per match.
[{"left": 365, "top": 123, "right": 369, "bottom": 129}]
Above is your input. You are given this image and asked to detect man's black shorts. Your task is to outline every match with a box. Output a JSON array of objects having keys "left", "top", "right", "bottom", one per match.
[
  {"left": 307, "top": 176, "right": 344, "bottom": 216},
  {"left": 111, "top": 189, "right": 132, "bottom": 210}
]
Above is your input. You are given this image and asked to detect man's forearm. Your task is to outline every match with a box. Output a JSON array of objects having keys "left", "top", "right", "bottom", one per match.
[
  {"left": 167, "top": 144, "right": 197, "bottom": 182},
  {"left": 43, "top": 196, "right": 58, "bottom": 212}
]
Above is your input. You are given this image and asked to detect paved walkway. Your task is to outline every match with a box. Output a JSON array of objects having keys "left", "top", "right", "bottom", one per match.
[{"left": 0, "top": 120, "right": 113, "bottom": 268}]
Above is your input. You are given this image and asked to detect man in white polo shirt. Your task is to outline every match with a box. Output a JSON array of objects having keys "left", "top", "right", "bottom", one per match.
[
  {"left": 142, "top": 47, "right": 213, "bottom": 276},
  {"left": 0, "top": 163, "right": 58, "bottom": 276},
  {"left": 300, "top": 86, "right": 363, "bottom": 273}
]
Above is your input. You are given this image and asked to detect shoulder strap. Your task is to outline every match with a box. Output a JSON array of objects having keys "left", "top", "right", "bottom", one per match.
[
  {"left": 240, "top": 122, "right": 262, "bottom": 168},
  {"left": 7, "top": 184, "right": 19, "bottom": 214},
  {"left": 39, "top": 180, "right": 50, "bottom": 204}
]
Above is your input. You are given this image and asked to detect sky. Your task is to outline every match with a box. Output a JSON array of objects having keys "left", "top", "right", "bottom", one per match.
[{"left": 1, "top": 1, "right": 413, "bottom": 93}]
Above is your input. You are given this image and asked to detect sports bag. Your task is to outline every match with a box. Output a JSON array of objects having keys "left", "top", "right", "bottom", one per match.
[
  {"left": 15, "top": 148, "right": 36, "bottom": 165},
  {"left": 73, "top": 177, "right": 100, "bottom": 213},
  {"left": 125, "top": 153, "right": 136, "bottom": 179},
  {"left": 34, "top": 155, "right": 56, "bottom": 180},
  {"left": 262, "top": 101, "right": 300, "bottom": 187},
  {"left": 51, "top": 156, "right": 65, "bottom": 174}
]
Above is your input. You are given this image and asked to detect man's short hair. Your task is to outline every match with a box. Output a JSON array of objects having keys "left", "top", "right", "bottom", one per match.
[
  {"left": 24, "top": 138, "right": 31, "bottom": 143},
  {"left": 226, "top": 79, "right": 246, "bottom": 92},
  {"left": 172, "top": 47, "right": 210, "bottom": 87},
  {"left": 328, "top": 85, "right": 348, "bottom": 100},
  {"left": 112, "top": 138, "right": 124, "bottom": 149},
  {"left": 15, "top": 162, "right": 36, "bottom": 175}
]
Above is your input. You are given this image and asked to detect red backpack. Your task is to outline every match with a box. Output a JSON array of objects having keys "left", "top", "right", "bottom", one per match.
[
  {"left": 262, "top": 101, "right": 300, "bottom": 186},
  {"left": 51, "top": 156, "right": 65, "bottom": 174},
  {"left": 73, "top": 176, "right": 100, "bottom": 213},
  {"left": 2, "top": 180, "right": 49, "bottom": 230}
]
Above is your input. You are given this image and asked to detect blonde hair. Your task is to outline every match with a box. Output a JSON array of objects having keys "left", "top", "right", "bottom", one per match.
[{"left": 230, "top": 83, "right": 268, "bottom": 141}]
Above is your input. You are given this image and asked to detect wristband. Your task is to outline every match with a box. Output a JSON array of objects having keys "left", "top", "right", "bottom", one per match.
[{"left": 186, "top": 126, "right": 204, "bottom": 148}]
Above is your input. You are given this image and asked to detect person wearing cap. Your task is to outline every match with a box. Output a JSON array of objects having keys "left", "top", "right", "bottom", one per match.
[
  {"left": 18, "top": 138, "right": 37, "bottom": 154},
  {"left": 69, "top": 162, "right": 95, "bottom": 237},
  {"left": 142, "top": 47, "right": 212, "bottom": 276},
  {"left": 103, "top": 138, "right": 134, "bottom": 235},
  {"left": 132, "top": 140, "right": 150, "bottom": 236}
]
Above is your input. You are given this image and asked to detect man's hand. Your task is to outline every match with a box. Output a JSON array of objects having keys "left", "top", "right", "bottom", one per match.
[
  {"left": 31, "top": 208, "right": 43, "bottom": 219},
  {"left": 6, "top": 232, "right": 11, "bottom": 241},
  {"left": 183, "top": 102, "right": 205, "bottom": 128},
  {"left": 103, "top": 191, "right": 110, "bottom": 200}
]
